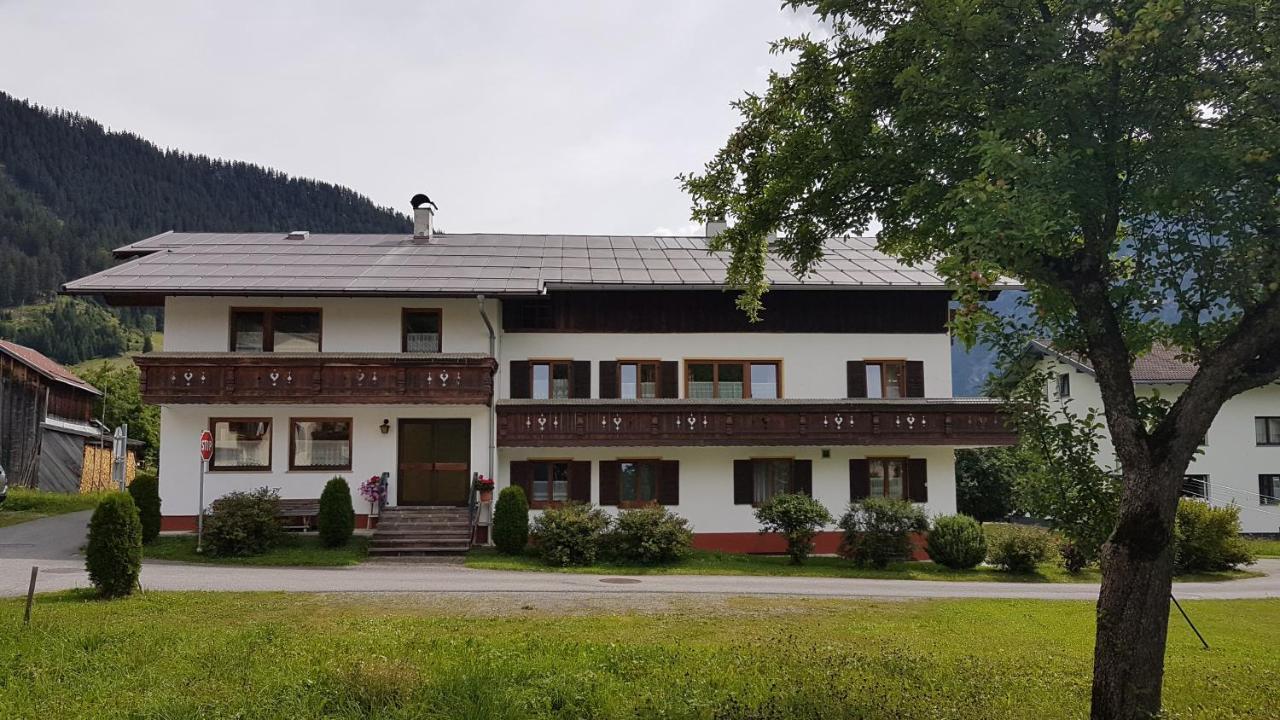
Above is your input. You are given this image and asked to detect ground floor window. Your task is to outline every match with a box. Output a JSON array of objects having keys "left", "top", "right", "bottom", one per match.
[
  {"left": 752, "top": 458, "right": 792, "bottom": 504},
  {"left": 869, "top": 458, "right": 908, "bottom": 499},
  {"left": 1260, "top": 475, "right": 1280, "bottom": 506},
  {"left": 620, "top": 460, "right": 659, "bottom": 505},
  {"left": 531, "top": 461, "right": 571, "bottom": 504},
  {"left": 210, "top": 418, "right": 271, "bottom": 471},
  {"left": 290, "top": 418, "right": 352, "bottom": 471},
  {"left": 1181, "top": 474, "right": 1209, "bottom": 500}
]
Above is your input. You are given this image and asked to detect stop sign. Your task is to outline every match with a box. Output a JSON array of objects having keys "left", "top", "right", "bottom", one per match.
[{"left": 199, "top": 429, "right": 214, "bottom": 462}]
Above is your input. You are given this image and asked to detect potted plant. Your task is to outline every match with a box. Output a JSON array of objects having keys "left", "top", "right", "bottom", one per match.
[
  {"left": 474, "top": 475, "right": 495, "bottom": 503},
  {"left": 359, "top": 475, "right": 386, "bottom": 522}
]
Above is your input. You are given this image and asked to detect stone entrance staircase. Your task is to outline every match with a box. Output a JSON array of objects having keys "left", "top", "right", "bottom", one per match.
[{"left": 369, "top": 506, "right": 472, "bottom": 557}]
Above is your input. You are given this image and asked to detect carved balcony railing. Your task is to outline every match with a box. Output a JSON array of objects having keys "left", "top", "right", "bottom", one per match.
[
  {"left": 135, "top": 352, "right": 496, "bottom": 405},
  {"left": 497, "top": 398, "right": 1016, "bottom": 448}
]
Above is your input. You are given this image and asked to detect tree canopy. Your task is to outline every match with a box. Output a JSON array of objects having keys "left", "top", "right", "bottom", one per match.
[{"left": 683, "top": 2, "right": 1279, "bottom": 717}]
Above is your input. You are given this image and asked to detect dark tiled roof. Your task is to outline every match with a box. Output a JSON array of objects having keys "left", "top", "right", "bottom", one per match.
[
  {"left": 1030, "top": 340, "right": 1198, "bottom": 383},
  {"left": 0, "top": 340, "right": 101, "bottom": 395},
  {"left": 63, "top": 231, "right": 1010, "bottom": 297}
]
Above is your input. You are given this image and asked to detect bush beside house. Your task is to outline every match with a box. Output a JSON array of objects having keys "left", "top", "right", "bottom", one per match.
[
  {"left": 492, "top": 486, "right": 530, "bottom": 555},
  {"left": 754, "top": 493, "right": 833, "bottom": 565},
  {"left": 925, "top": 514, "right": 987, "bottom": 570},
  {"left": 127, "top": 471, "right": 161, "bottom": 544},
  {"left": 85, "top": 493, "right": 143, "bottom": 598},
  {"left": 1174, "top": 499, "right": 1255, "bottom": 574},
  {"left": 984, "top": 523, "right": 1055, "bottom": 573},
  {"left": 606, "top": 504, "right": 693, "bottom": 564},
  {"left": 531, "top": 503, "right": 610, "bottom": 566},
  {"left": 204, "top": 488, "right": 281, "bottom": 557},
  {"left": 318, "top": 476, "right": 355, "bottom": 548},
  {"left": 837, "top": 498, "right": 929, "bottom": 568}
]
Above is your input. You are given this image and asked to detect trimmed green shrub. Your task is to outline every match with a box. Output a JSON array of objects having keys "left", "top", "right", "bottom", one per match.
[
  {"left": 925, "top": 514, "right": 987, "bottom": 570},
  {"left": 318, "top": 476, "right": 355, "bottom": 548},
  {"left": 1057, "top": 538, "right": 1089, "bottom": 574},
  {"left": 205, "top": 487, "right": 281, "bottom": 557},
  {"left": 605, "top": 504, "right": 693, "bottom": 564},
  {"left": 985, "top": 523, "right": 1054, "bottom": 573},
  {"left": 492, "top": 485, "right": 530, "bottom": 555},
  {"left": 531, "top": 502, "right": 609, "bottom": 566},
  {"left": 838, "top": 497, "right": 929, "bottom": 569},
  {"left": 85, "top": 493, "right": 142, "bottom": 598},
  {"left": 755, "top": 493, "right": 833, "bottom": 565},
  {"left": 1174, "top": 499, "right": 1255, "bottom": 574},
  {"left": 127, "top": 471, "right": 162, "bottom": 544}
]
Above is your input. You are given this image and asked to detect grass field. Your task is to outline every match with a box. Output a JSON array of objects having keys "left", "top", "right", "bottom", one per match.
[
  {"left": 1, "top": 592, "right": 1275, "bottom": 719},
  {"left": 71, "top": 331, "right": 163, "bottom": 373},
  {"left": 465, "top": 548, "right": 1259, "bottom": 583},
  {"left": 145, "top": 534, "right": 369, "bottom": 566},
  {"left": 1244, "top": 537, "right": 1280, "bottom": 558},
  {"left": 0, "top": 488, "right": 109, "bottom": 528}
]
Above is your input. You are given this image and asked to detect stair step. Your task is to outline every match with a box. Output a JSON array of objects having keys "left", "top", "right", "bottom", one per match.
[{"left": 368, "top": 546, "right": 470, "bottom": 556}]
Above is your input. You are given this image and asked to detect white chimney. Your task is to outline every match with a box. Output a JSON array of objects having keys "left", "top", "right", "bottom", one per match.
[
  {"left": 414, "top": 206, "right": 434, "bottom": 241},
  {"left": 411, "top": 193, "right": 436, "bottom": 241},
  {"left": 705, "top": 217, "right": 727, "bottom": 238}
]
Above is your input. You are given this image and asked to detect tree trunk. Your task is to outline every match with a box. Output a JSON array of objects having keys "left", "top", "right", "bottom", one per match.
[{"left": 1090, "top": 464, "right": 1181, "bottom": 720}]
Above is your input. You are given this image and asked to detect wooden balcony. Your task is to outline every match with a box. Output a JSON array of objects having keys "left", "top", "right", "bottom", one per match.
[
  {"left": 497, "top": 399, "right": 1016, "bottom": 448},
  {"left": 135, "top": 353, "right": 496, "bottom": 405}
]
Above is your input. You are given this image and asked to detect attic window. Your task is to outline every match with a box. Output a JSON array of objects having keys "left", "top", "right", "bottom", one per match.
[{"left": 1055, "top": 373, "right": 1071, "bottom": 399}]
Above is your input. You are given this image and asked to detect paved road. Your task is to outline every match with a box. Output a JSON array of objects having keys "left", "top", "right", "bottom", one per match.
[{"left": 3, "top": 512, "right": 1278, "bottom": 601}]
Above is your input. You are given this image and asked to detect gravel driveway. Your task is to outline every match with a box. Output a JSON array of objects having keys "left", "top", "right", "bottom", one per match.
[{"left": 3, "top": 511, "right": 1278, "bottom": 601}]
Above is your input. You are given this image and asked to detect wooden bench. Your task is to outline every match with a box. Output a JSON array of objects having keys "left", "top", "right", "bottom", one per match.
[{"left": 276, "top": 499, "right": 321, "bottom": 531}]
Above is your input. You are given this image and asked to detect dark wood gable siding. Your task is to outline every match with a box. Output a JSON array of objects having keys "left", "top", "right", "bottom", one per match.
[{"left": 502, "top": 290, "right": 952, "bottom": 333}]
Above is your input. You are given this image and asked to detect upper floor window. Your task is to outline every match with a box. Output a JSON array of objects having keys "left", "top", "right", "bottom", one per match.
[
  {"left": 402, "top": 309, "right": 442, "bottom": 353},
  {"left": 532, "top": 361, "right": 572, "bottom": 400},
  {"left": 231, "top": 309, "right": 321, "bottom": 352},
  {"left": 210, "top": 418, "right": 271, "bottom": 471},
  {"left": 686, "top": 360, "right": 779, "bottom": 399},
  {"left": 865, "top": 361, "right": 905, "bottom": 399},
  {"left": 619, "top": 361, "right": 659, "bottom": 399},
  {"left": 1055, "top": 373, "right": 1071, "bottom": 400},
  {"left": 289, "top": 418, "right": 352, "bottom": 471},
  {"left": 1181, "top": 474, "right": 1208, "bottom": 500},
  {"left": 1257, "top": 417, "right": 1280, "bottom": 446}
]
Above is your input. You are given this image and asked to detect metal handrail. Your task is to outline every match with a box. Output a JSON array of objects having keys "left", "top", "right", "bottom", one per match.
[{"left": 467, "top": 472, "right": 480, "bottom": 548}]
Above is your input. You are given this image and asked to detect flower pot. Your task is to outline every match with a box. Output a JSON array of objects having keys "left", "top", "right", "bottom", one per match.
[{"left": 479, "top": 489, "right": 493, "bottom": 503}]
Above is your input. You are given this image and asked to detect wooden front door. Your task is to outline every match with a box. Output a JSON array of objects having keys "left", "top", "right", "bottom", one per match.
[{"left": 397, "top": 419, "right": 470, "bottom": 506}]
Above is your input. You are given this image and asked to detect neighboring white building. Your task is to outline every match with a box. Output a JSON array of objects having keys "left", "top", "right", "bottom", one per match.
[
  {"left": 64, "top": 203, "right": 1016, "bottom": 554},
  {"left": 1031, "top": 341, "right": 1280, "bottom": 536}
]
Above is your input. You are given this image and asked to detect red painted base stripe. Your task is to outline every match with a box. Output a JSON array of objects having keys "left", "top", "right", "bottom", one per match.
[{"left": 692, "top": 531, "right": 929, "bottom": 561}]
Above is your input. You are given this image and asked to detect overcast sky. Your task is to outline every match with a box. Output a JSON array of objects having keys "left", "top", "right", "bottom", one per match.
[{"left": 0, "top": 1, "right": 813, "bottom": 235}]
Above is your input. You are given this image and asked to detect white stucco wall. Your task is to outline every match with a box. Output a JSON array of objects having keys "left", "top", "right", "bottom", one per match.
[
  {"left": 164, "top": 296, "right": 498, "bottom": 354},
  {"left": 499, "top": 445, "right": 957, "bottom": 533},
  {"left": 500, "top": 332, "right": 954, "bottom": 399},
  {"left": 158, "top": 403, "right": 491, "bottom": 517},
  {"left": 1040, "top": 357, "right": 1280, "bottom": 534}
]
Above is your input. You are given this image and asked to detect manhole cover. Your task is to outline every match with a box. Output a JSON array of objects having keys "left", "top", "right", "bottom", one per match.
[{"left": 599, "top": 577, "right": 641, "bottom": 584}]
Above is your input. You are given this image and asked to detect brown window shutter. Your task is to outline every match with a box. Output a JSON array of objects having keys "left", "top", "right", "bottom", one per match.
[
  {"left": 733, "top": 459, "right": 754, "bottom": 504},
  {"left": 569, "top": 460, "right": 592, "bottom": 502},
  {"left": 658, "top": 460, "right": 680, "bottom": 506},
  {"left": 571, "top": 360, "right": 592, "bottom": 399},
  {"left": 906, "top": 361, "right": 925, "bottom": 398},
  {"left": 907, "top": 458, "right": 928, "bottom": 502},
  {"left": 849, "top": 459, "right": 871, "bottom": 500},
  {"left": 847, "top": 361, "right": 867, "bottom": 398},
  {"left": 659, "top": 361, "right": 679, "bottom": 398},
  {"left": 509, "top": 461, "right": 532, "bottom": 498},
  {"left": 510, "top": 361, "right": 531, "bottom": 399},
  {"left": 792, "top": 460, "right": 813, "bottom": 496},
  {"left": 598, "top": 461, "right": 620, "bottom": 506},
  {"left": 598, "top": 361, "right": 619, "bottom": 399}
]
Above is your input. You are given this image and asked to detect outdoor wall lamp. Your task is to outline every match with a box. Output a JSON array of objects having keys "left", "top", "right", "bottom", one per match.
[{"left": 380, "top": 419, "right": 391, "bottom": 435}]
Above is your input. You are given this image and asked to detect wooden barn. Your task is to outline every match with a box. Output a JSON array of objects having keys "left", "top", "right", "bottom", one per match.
[{"left": 0, "top": 340, "right": 131, "bottom": 492}]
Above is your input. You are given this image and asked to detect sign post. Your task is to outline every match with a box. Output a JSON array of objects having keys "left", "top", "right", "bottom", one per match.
[{"left": 197, "top": 429, "right": 213, "bottom": 553}]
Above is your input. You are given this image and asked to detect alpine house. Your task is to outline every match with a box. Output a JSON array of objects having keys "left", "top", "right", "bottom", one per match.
[{"left": 63, "top": 199, "right": 1017, "bottom": 554}]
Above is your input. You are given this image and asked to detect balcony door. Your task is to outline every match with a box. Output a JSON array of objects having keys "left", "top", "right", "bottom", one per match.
[{"left": 397, "top": 419, "right": 470, "bottom": 506}]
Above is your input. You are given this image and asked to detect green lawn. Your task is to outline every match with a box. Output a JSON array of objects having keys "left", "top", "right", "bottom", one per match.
[
  {"left": 1244, "top": 537, "right": 1280, "bottom": 558},
  {"left": 1, "top": 592, "right": 1276, "bottom": 719},
  {"left": 0, "top": 488, "right": 109, "bottom": 528},
  {"left": 465, "top": 548, "right": 1258, "bottom": 583},
  {"left": 145, "top": 534, "right": 369, "bottom": 566},
  {"left": 71, "top": 331, "right": 164, "bottom": 373}
]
